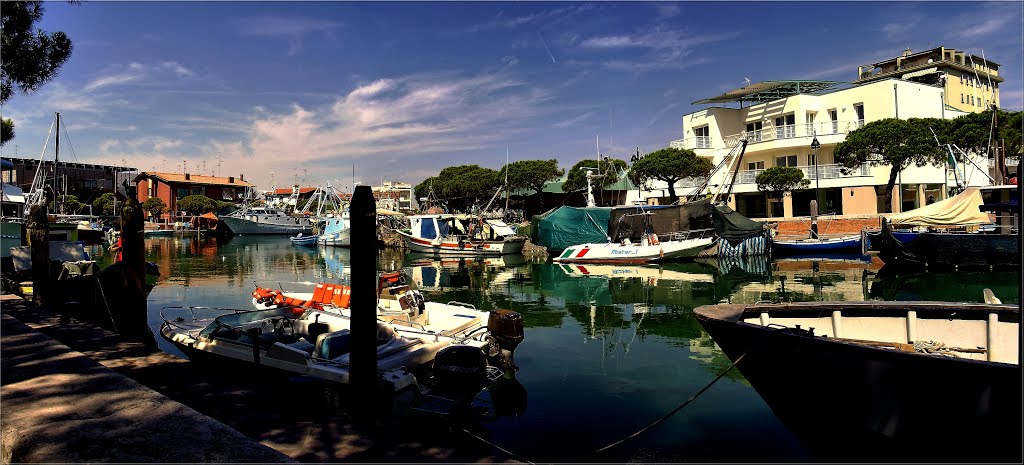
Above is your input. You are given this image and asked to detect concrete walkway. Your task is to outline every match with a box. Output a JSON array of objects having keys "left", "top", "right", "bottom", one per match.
[{"left": 1, "top": 305, "right": 296, "bottom": 463}]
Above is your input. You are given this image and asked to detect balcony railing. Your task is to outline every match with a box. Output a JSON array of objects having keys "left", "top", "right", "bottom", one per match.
[
  {"left": 735, "top": 163, "right": 872, "bottom": 184},
  {"left": 673, "top": 120, "right": 862, "bottom": 150}
]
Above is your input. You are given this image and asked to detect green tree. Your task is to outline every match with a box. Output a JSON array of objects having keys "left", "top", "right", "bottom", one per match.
[
  {"left": 945, "top": 109, "right": 1022, "bottom": 173},
  {"left": 1, "top": 0, "right": 75, "bottom": 146},
  {"left": 499, "top": 159, "right": 564, "bottom": 196},
  {"left": 177, "top": 194, "right": 216, "bottom": 215},
  {"left": 92, "top": 192, "right": 116, "bottom": 215},
  {"left": 413, "top": 176, "right": 439, "bottom": 210},
  {"left": 49, "top": 194, "right": 82, "bottom": 214},
  {"left": 834, "top": 118, "right": 946, "bottom": 212},
  {"left": 562, "top": 157, "right": 627, "bottom": 193},
  {"left": 627, "top": 148, "right": 713, "bottom": 204},
  {"left": 415, "top": 165, "right": 501, "bottom": 212},
  {"left": 143, "top": 197, "right": 166, "bottom": 219},
  {"left": 756, "top": 166, "right": 810, "bottom": 216}
]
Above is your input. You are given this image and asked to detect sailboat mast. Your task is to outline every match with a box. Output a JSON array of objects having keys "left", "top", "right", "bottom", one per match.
[
  {"left": 504, "top": 147, "right": 510, "bottom": 212},
  {"left": 54, "top": 112, "right": 60, "bottom": 214}
]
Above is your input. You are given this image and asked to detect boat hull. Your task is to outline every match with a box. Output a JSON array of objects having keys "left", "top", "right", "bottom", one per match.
[
  {"left": 694, "top": 301, "right": 1022, "bottom": 462},
  {"left": 552, "top": 237, "right": 713, "bottom": 264},
  {"left": 219, "top": 215, "right": 314, "bottom": 235},
  {"left": 772, "top": 235, "right": 861, "bottom": 253},
  {"left": 318, "top": 230, "right": 351, "bottom": 247},
  {"left": 398, "top": 230, "right": 526, "bottom": 256},
  {"left": 872, "top": 220, "right": 1019, "bottom": 270}
]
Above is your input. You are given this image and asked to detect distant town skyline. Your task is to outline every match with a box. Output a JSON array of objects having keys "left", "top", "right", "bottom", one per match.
[{"left": 1, "top": 1, "right": 1021, "bottom": 191}]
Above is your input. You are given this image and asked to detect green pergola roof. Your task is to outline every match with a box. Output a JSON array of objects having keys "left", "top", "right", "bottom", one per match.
[{"left": 692, "top": 80, "right": 842, "bottom": 105}]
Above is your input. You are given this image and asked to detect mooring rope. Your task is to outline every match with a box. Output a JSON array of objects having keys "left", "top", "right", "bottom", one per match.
[{"left": 585, "top": 351, "right": 749, "bottom": 457}]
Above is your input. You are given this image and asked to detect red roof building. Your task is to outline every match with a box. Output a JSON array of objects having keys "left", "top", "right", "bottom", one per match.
[{"left": 134, "top": 172, "right": 253, "bottom": 221}]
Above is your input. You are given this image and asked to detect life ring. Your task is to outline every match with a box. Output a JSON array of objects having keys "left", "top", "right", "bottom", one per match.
[{"left": 649, "top": 234, "right": 660, "bottom": 246}]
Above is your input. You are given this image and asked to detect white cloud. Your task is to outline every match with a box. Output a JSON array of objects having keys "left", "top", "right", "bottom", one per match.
[
  {"left": 960, "top": 17, "right": 1013, "bottom": 38},
  {"left": 580, "top": 36, "right": 636, "bottom": 48}
]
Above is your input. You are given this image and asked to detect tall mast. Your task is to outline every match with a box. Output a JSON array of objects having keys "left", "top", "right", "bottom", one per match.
[
  {"left": 504, "top": 147, "right": 510, "bottom": 212},
  {"left": 54, "top": 112, "right": 60, "bottom": 214}
]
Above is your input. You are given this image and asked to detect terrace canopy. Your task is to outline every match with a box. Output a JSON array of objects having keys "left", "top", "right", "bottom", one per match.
[{"left": 692, "top": 80, "right": 841, "bottom": 105}]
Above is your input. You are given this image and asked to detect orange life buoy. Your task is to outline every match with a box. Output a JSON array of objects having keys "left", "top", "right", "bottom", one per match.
[{"left": 649, "top": 234, "right": 660, "bottom": 246}]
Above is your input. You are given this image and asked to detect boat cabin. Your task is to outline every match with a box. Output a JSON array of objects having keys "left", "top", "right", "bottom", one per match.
[{"left": 409, "top": 215, "right": 518, "bottom": 242}]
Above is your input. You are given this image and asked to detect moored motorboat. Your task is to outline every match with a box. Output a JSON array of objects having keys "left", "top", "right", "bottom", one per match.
[
  {"left": 250, "top": 270, "right": 525, "bottom": 358},
  {"left": 160, "top": 305, "right": 441, "bottom": 392},
  {"left": 398, "top": 214, "right": 526, "bottom": 256},
  {"left": 694, "top": 300, "right": 1021, "bottom": 461},
  {"left": 771, "top": 234, "right": 861, "bottom": 254},
  {"left": 290, "top": 232, "right": 318, "bottom": 246},
  {"left": 317, "top": 209, "right": 350, "bottom": 247}
]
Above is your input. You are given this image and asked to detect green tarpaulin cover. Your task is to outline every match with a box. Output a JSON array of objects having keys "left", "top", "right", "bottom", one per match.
[{"left": 531, "top": 206, "right": 612, "bottom": 251}]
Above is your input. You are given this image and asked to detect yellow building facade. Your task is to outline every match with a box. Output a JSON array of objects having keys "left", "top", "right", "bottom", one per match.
[
  {"left": 856, "top": 46, "right": 1001, "bottom": 114},
  {"left": 671, "top": 76, "right": 993, "bottom": 219}
]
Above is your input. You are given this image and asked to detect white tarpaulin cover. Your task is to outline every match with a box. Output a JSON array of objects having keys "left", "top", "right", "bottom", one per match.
[{"left": 888, "top": 187, "right": 991, "bottom": 227}]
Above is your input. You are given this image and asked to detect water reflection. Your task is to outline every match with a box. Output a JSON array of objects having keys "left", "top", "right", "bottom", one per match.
[{"left": 142, "top": 236, "right": 1018, "bottom": 462}]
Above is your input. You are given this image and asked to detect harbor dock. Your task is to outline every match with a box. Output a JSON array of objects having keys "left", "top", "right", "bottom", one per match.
[{"left": 0, "top": 294, "right": 517, "bottom": 463}]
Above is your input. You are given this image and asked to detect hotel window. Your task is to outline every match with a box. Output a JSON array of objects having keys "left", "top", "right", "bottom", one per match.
[
  {"left": 191, "top": 186, "right": 204, "bottom": 196},
  {"left": 853, "top": 104, "right": 865, "bottom": 128},
  {"left": 960, "top": 73, "right": 963, "bottom": 84},
  {"left": 747, "top": 161, "right": 764, "bottom": 170},
  {"left": 745, "top": 121, "right": 763, "bottom": 142},
  {"left": 176, "top": 188, "right": 189, "bottom": 199},
  {"left": 807, "top": 154, "right": 817, "bottom": 166},
  {"left": 828, "top": 109, "right": 838, "bottom": 134},
  {"left": 694, "top": 126, "right": 710, "bottom": 148},
  {"left": 774, "top": 114, "right": 795, "bottom": 139},
  {"left": 775, "top": 155, "right": 798, "bottom": 167},
  {"left": 961, "top": 94, "right": 965, "bottom": 104}
]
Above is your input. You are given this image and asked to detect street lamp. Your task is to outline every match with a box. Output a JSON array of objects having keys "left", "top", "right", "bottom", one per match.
[{"left": 810, "top": 136, "right": 821, "bottom": 239}]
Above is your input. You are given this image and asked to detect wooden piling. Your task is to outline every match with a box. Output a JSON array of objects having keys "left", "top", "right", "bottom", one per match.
[
  {"left": 25, "top": 193, "right": 50, "bottom": 308},
  {"left": 103, "top": 184, "right": 156, "bottom": 347},
  {"left": 349, "top": 185, "right": 378, "bottom": 422}
]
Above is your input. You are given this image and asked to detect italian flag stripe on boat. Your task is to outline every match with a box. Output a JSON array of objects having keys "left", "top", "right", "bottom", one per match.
[{"left": 559, "top": 249, "right": 575, "bottom": 258}]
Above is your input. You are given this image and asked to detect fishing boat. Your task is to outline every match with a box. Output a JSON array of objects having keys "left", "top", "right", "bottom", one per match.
[
  {"left": 289, "top": 232, "right": 318, "bottom": 246},
  {"left": 249, "top": 270, "right": 526, "bottom": 359},
  {"left": 694, "top": 300, "right": 1021, "bottom": 461},
  {"left": 317, "top": 209, "right": 350, "bottom": 247},
  {"left": 218, "top": 205, "right": 316, "bottom": 235},
  {"left": 398, "top": 214, "right": 526, "bottom": 256},
  {"left": 863, "top": 186, "right": 1019, "bottom": 270},
  {"left": 771, "top": 234, "right": 862, "bottom": 254}
]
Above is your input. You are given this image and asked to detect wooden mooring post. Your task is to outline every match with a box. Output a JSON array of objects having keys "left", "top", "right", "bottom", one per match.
[
  {"left": 25, "top": 193, "right": 50, "bottom": 308},
  {"left": 349, "top": 185, "right": 379, "bottom": 423}
]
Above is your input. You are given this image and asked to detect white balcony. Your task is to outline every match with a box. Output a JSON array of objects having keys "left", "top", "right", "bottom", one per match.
[
  {"left": 672, "top": 121, "right": 861, "bottom": 151},
  {"left": 735, "top": 163, "right": 872, "bottom": 184}
]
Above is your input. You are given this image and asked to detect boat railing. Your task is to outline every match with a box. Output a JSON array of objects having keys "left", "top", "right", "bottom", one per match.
[
  {"left": 447, "top": 301, "right": 477, "bottom": 309},
  {"left": 664, "top": 227, "right": 716, "bottom": 242},
  {"left": 159, "top": 305, "right": 241, "bottom": 333}
]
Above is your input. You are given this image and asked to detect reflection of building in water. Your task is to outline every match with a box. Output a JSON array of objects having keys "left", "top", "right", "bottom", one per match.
[
  {"left": 405, "top": 255, "right": 523, "bottom": 291},
  {"left": 727, "top": 258, "right": 880, "bottom": 304}
]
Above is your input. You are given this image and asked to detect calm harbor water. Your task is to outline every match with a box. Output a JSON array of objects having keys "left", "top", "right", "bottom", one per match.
[{"left": 93, "top": 235, "right": 1019, "bottom": 462}]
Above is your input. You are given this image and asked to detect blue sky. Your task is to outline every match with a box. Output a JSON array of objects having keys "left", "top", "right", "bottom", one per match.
[{"left": 1, "top": 1, "right": 1021, "bottom": 192}]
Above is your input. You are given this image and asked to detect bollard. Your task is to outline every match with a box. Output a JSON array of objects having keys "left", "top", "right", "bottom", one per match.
[
  {"left": 110, "top": 184, "right": 157, "bottom": 347},
  {"left": 809, "top": 199, "right": 819, "bottom": 239},
  {"left": 349, "top": 185, "right": 379, "bottom": 423},
  {"left": 25, "top": 192, "right": 50, "bottom": 308}
]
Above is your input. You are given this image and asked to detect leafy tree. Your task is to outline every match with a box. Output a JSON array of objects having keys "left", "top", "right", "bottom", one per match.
[
  {"left": 627, "top": 148, "right": 713, "bottom": 204},
  {"left": 499, "top": 159, "right": 564, "bottom": 196},
  {"left": 143, "top": 197, "right": 166, "bottom": 219},
  {"left": 756, "top": 166, "right": 810, "bottom": 202},
  {"left": 92, "top": 193, "right": 116, "bottom": 215},
  {"left": 834, "top": 118, "right": 946, "bottom": 213},
  {"left": 413, "top": 176, "right": 439, "bottom": 209},
  {"left": 177, "top": 194, "right": 216, "bottom": 215},
  {"left": 945, "top": 109, "right": 1022, "bottom": 172},
  {"left": 562, "top": 157, "right": 627, "bottom": 193},
  {"left": 49, "top": 194, "right": 82, "bottom": 214},
  {"left": 1, "top": 0, "right": 75, "bottom": 146},
  {"left": 415, "top": 165, "right": 501, "bottom": 212}
]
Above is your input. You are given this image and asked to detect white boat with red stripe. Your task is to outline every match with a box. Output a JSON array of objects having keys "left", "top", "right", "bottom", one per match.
[
  {"left": 553, "top": 231, "right": 714, "bottom": 264},
  {"left": 398, "top": 214, "right": 526, "bottom": 256}
]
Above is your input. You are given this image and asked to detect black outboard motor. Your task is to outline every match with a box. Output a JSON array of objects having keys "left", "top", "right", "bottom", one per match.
[
  {"left": 432, "top": 344, "right": 489, "bottom": 391},
  {"left": 487, "top": 309, "right": 524, "bottom": 353}
]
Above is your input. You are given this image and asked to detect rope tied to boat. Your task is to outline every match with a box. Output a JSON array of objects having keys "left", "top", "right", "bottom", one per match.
[{"left": 913, "top": 340, "right": 986, "bottom": 358}]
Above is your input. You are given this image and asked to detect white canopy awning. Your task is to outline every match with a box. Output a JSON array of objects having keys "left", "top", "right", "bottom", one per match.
[
  {"left": 902, "top": 67, "right": 938, "bottom": 79},
  {"left": 888, "top": 187, "right": 991, "bottom": 227}
]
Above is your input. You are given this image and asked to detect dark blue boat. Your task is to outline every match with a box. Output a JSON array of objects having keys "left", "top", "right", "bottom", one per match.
[{"left": 772, "top": 235, "right": 861, "bottom": 253}]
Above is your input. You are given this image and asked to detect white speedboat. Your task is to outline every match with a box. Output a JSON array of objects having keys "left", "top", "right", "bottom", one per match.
[
  {"left": 553, "top": 232, "right": 713, "bottom": 264},
  {"left": 250, "top": 270, "right": 525, "bottom": 357},
  {"left": 397, "top": 214, "right": 526, "bottom": 256},
  {"left": 160, "top": 305, "right": 444, "bottom": 392}
]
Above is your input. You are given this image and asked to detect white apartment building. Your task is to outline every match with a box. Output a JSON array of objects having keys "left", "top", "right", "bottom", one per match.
[
  {"left": 372, "top": 181, "right": 413, "bottom": 212},
  {"left": 664, "top": 77, "right": 995, "bottom": 219}
]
